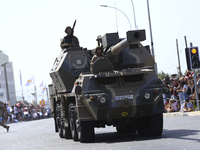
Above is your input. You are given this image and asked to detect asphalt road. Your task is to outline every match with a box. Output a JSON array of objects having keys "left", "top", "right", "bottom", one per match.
[{"left": 0, "top": 115, "right": 200, "bottom": 150}]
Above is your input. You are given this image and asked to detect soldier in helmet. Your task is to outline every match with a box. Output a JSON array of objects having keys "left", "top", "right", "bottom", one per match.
[
  {"left": 90, "top": 46, "right": 106, "bottom": 73},
  {"left": 60, "top": 26, "right": 79, "bottom": 49},
  {"left": 0, "top": 102, "right": 9, "bottom": 132}
]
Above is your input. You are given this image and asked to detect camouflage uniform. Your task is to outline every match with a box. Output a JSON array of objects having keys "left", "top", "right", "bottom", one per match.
[
  {"left": 91, "top": 55, "right": 105, "bottom": 63},
  {"left": 60, "top": 26, "right": 79, "bottom": 49},
  {"left": 90, "top": 46, "right": 106, "bottom": 73},
  {"left": 0, "top": 102, "right": 9, "bottom": 132}
]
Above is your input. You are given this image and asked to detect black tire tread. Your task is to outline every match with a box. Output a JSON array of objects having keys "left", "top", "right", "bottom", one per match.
[
  {"left": 148, "top": 113, "right": 163, "bottom": 136},
  {"left": 79, "top": 121, "right": 95, "bottom": 143},
  {"left": 136, "top": 113, "right": 163, "bottom": 136},
  {"left": 69, "top": 103, "right": 78, "bottom": 141}
]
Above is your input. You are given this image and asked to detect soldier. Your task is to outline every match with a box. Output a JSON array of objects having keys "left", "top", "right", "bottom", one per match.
[
  {"left": 0, "top": 102, "right": 9, "bottom": 132},
  {"left": 90, "top": 46, "right": 106, "bottom": 73},
  {"left": 60, "top": 26, "right": 79, "bottom": 49}
]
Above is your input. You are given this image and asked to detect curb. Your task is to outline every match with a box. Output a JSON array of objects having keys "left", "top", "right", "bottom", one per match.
[
  {"left": 163, "top": 111, "right": 200, "bottom": 117},
  {"left": 163, "top": 112, "right": 188, "bottom": 117}
]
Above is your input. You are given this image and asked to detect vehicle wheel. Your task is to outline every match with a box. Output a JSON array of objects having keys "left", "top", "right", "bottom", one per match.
[
  {"left": 116, "top": 125, "right": 123, "bottom": 133},
  {"left": 62, "top": 122, "right": 72, "bottom": 139},
  {"left": 136, "top": 113, "right": 163, "bottom": 136},
  {"left": 74, "top": 106, "right": 95, "bottom": 143},
  {"left": 56, "top": 104, "right": 64, "bottom": 138},
  {"left": 54, "top": 102, "right": 58, "bottom": 132},
  {"left": 147, "top": 113, "right": 163, "bottom": 136},
  {"left": 58, "top": 118, "right": 64, "bottom": 138},
  {"left": 56, "top": 104, "right": 61, "bottom": 129},
  {"left": 54, "top": 116, "right": 58, "bottom": 133},
  {"left": 136, "top": 116, "right": 148, "bottom": 135},
  {"left": 63, "top": 126, "right": 72, "bottom": 139},
  {"left": 78, "top": 121, "right": 95, "bottom": 143},
  {"left": 68, "top": 103, "right": 78, "bottom": 141}
]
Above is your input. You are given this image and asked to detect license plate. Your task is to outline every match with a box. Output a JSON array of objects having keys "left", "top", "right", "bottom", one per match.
[{"left": 115, "top": 95, "right": 134, "bottom": 101}]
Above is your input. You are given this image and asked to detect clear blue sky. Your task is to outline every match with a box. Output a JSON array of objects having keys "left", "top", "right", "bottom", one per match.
[{"left": 0, "top": 0, "right": 200, "bottom": 102}]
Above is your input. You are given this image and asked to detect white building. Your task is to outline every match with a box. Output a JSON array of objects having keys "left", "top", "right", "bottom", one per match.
[{"left": 0, "top": 50, "right": 16, "bottom": 105}]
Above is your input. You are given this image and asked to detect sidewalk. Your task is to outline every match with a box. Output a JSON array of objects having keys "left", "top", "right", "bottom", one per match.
[{"left": 163, "top": 110, "right": 200, "bottom": 117}]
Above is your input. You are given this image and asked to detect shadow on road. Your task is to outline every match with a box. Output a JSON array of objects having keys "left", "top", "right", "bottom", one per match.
[{"left": 94, "top": 129, "right": 200, "bottom": 143}]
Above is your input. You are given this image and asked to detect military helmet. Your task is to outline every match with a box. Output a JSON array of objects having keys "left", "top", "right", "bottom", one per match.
[
  {"left": 65, "top": 26, "right": 71, "bottom": 34},
  {"left": 95, "top": 46, "right": 103, "bottom": 53}
]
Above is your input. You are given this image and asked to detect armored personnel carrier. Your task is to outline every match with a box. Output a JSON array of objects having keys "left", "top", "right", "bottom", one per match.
[{"left": 49, "top": 29, "right": 164, "bottom": 143}]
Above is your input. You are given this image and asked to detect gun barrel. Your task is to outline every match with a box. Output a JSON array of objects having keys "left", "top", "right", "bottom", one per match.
[
  {"left": 72, "top": 20, "right": 76, "bottom": 30},
  {"left": 106, "top": 30, "right": 146, "bottom": 58}
]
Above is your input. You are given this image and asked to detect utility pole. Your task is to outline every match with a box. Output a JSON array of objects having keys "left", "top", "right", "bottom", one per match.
[
  {"left": 46, "top": 87, "right": 49, "bottom": 107},
  {"left": 34, "top": 85, "right": 37, "bottom": 105},
  {"left": 176, "top": 39, "right": 182, "bottom": 77},
  {"left": 147, "top": 0, "right": 154, "bottom": 58},
  {"left": 184, "top": 36, "right": 188, "bottom": 48}
]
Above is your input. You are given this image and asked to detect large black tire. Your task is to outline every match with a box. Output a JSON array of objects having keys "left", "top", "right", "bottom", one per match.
[
  {"left": 58, "top": 118, "right": 64, "bottom": 138},
  {"left": 78, "top": 121, "right": 95, "bottom": 143},
  {"left": 137, "top": 113, "right": 163, "bottom": 136},
  {"left": 147, "top": 113, "right": 163, "bottom": 136},
  {"left": 116, "top": 125, "right": 123, "bottom": 133},
  {"left": 74, "top": 105, "right": 95, "bottom": 143},
  {"left": 63, "top": 125, "right": 72, "bottom": 139},
  {"left": 56, "top": 104, "right": 64, "bottom": 138},
  {"left": 54, "top": 115, "right": 58, "bottom": 132},
  {"left": 136, "top": 116, "right": 148, "bottom": 135},
  {"left": 68, "top": 103, "right": 78, "bottom": 141},
  {"left": 54, "top": 101, "right": 58, "bottom": 132}
]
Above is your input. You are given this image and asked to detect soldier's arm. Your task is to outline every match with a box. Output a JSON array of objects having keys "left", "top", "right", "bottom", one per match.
[
  {"left": 91, "top": 55, "right": 97, "bottom": 63},
  {"left": 60, "top": 38, "right": 69, "bottom": 49},
  {"left": 73, "top": 36, "right": 79, "bottom": 47}
]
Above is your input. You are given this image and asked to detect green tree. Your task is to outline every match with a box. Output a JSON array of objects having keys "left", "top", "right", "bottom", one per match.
[
  {"left": 158, "top": 71, "right": 170, "bottom": 80},
  {"left": 177, "top": 70, "right": 183, "bottom": 78}
]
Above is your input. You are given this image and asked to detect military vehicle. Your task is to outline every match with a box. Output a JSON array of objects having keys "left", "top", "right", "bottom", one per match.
[{"left": 49, "top": 29, "right": 164, "bottom": 143}]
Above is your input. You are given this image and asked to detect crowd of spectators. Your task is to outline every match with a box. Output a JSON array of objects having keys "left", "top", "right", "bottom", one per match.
[
  {"left": 162, "top": 71, "right": 199, "bottom": 112},
  {"left": 0, "top": 102, "right": 51, "bottom": 123}
]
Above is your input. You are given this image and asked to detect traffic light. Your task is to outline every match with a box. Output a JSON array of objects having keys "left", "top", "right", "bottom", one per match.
[{"left": 188, "top": 47, "right": 199, "bottom": 70}]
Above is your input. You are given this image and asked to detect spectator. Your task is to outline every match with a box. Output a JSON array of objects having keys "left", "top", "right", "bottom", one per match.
[
  {"left": 187, "top": 80, "right": 193, "bottom": 99},
  {"left": 167, "top": 99, "right": 178, "bottom": 112},
  {"left": 195, "top": 73, "right": 200, "bottom": 99},
  {"left": 171, "top": 74, "right": 177, "bottom": 80},
  {"left": 14, "top": 105, "right": 19, "bottom": 122},
  {"left": 177, "top": 101, "right": 181, "bottom": 111},
  {"left": 182, "top": 80, "right": 190, "bottom": 100},
  {"left": 176, "top": 80, "right": 184, "bottom": 106},
  {"left": 181, "top": 98, "right": 194, "bottom": 112},
  {"left": 169, "top": 78, "right": 178, "bottom": 99},
  {"left": 163, "top": 78, "right": 171, "bottom": 103},
  {"left": 164, "top": 101, "right": 168, "bottom": 112}
]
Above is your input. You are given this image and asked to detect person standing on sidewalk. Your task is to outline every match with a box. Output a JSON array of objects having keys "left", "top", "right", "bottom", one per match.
[
  {"left": 195, "top": 73, "right": 200, "bottom": 98},
  {"left": 170, "top": 78, "right": 178, "bottom": 99},
  {"left": 182, "top": 80, "right": 190, "bottom": 100},
  {"left": 0, "top": 102, "right": 9, "bottom": 132},
  {"left": 176, "top": 80, "right": 185, "bottom": 106}
]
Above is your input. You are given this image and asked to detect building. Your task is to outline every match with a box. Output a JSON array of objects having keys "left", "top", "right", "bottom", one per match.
[{"left": 0, "top": 50, "right": 16, "bottom": 105}]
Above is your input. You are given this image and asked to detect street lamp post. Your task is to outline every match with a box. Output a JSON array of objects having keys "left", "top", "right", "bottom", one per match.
[
  {"left": 130, "top": 0, "right": 137, "bottom": 29},
  {"left": 100, "top": 5, "right": 132, "bottom": 30}
]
